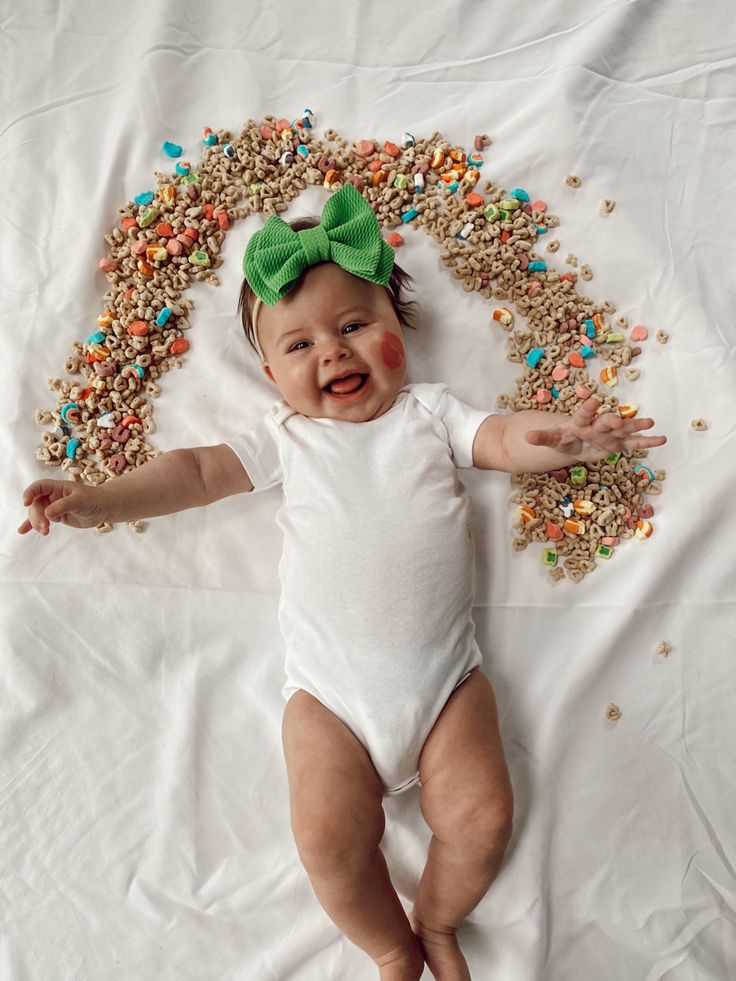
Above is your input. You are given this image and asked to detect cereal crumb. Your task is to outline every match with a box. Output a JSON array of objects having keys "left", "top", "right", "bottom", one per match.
[
  {"left": 546, "top": 239, "right": 560, "bottom": 253},
  {"left": 691, "top": 418, "right": 708, "bottom": 431},
  {"left": 601, "top": 198, "right": 615, "bottom": 214},
  {"left": 606, "top": 703, "right": 622, "bottom": 721},
  {"left": 566, "top": 175, "right": 582, "bottom": 188},
  {"left": 655, "top": 330, "right": 669, "bottom": 343},
  {"left": 655, "top": 641, "right": 672, "bottom": 657},
  {"left": 95, "top": 522, "right": 113, "bottom": 535},
  {"left": 564, "top": 253, "right": 578, "bottom": 266},
  {"left": 127, "top": 520, "right": 145, "bottom": 533},
  {"left": 580, "top": 264, "right": 593, "bottom": 281}
]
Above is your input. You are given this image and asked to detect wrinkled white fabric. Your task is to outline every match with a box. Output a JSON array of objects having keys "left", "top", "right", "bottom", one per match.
[{"left": 2, "top": 1, "right": 735, "bottom": 979}]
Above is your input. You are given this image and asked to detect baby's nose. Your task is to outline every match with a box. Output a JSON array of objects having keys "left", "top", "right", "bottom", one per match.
[{"left": 320, "top": 338, "right": 351, "bottom": 362}]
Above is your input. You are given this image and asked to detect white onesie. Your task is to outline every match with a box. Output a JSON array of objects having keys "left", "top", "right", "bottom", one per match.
[{"left": 224, "top": 383, "right": 492, "bottom": 795}]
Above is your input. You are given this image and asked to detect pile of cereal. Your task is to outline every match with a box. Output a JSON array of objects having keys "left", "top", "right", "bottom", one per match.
[{"left": 34, "top": 110, "right": 667, "bottom": 578}]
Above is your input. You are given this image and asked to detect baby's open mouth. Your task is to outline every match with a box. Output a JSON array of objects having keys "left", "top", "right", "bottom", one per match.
[{"left": 324, "top": 373, "right": 369, "bottom": 395}]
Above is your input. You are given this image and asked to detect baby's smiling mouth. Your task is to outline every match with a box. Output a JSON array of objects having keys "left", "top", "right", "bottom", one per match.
[{"left": 323, "top": 372, "right": 369, "bottom": 395}]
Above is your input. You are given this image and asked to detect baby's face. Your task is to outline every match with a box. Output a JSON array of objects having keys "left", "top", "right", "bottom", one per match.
[{"left": 257, "top": 263, "right": 408, "bottom": 422}]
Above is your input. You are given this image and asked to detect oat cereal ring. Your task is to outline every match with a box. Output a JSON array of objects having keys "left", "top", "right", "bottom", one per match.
[
  {"left": 656, "top": 641, "right": 672, "bottom": 657},
  {"left": 566, "top": 175, "right": 582, "bottom": 188},
  {"left": 580, "top": 264, "right": 593, "bottom": 281},
  {"left": 601, "top": 198, "right": 615, "bottom": 214},
  {"left": 546, "top": 239, "right": 560, "bottom": 253},
  {"left": 606, "top": 703, "right": 622, "bottom": 721},
  {"left": 655, "top": 330, "right": 669, "bottom": 343},
  {"left": 691, "top": 418, "right": 708, "bottom": 431}
]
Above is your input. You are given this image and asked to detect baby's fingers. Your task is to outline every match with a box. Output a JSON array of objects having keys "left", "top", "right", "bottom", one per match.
[
  {"left": 525, "top": 428, "right": 561, "bottom": 447},
  {"left": 18, "top": 495, "right": 51, "bottom": 536},
  {"left": 22, "top": 479, "right": 63, "bottom": 508}
]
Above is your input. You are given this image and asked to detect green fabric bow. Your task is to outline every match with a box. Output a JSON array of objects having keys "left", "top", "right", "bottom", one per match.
[{"left": 242, "top": 182, "right": 395, "bottom": 306}]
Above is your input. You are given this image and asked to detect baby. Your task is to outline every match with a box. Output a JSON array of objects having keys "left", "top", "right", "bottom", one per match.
[{"left": 19, "top": 183, "right": 666, "bottom": 981}]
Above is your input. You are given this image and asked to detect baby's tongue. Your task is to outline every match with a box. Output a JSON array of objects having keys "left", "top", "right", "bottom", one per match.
[{"left": 330, "top": 373, "right": 363, "bottom": 394}]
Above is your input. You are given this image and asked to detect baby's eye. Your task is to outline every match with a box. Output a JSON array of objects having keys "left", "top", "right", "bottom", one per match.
[
  {"left": 343, "top": 322, "right": 364, "bottom": 334},
  {"left": 289, "top": 340, "right": 309, "bottom": 352}
]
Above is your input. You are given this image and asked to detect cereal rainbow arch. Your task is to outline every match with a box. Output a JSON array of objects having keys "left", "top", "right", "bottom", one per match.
[{"left": 34, "top": 111, "right": 666, "bottom": 581}]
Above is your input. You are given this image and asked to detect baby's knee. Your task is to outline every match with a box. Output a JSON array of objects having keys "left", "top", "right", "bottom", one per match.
[
  {"left": 292, "top": 796, "right": 386, "bottom": 878},
  {"left": 463, "top": 787, "right": 514, "bottom": 856},
  {"left": 432, "top": 783, "right": 513, "bottom": 858}
]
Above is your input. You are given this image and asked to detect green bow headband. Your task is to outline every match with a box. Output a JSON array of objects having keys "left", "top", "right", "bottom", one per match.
[{"left": 242, "top": 182, "right": 395, "bottom": 308}]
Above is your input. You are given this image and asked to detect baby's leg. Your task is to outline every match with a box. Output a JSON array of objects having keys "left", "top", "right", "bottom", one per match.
[
  {"left": 282, "top": 690, "right": 424, "bottom": 981},
  {"left": 411, "top": 668, "right": 514, "bottom": 981}
]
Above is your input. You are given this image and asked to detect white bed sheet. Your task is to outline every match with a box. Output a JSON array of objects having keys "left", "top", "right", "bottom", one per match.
[{"left": 2, "top": 1, "right": 735, "bottom": 979}]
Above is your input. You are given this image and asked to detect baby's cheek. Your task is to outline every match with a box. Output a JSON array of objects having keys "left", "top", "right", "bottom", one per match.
[{"left": 380, "top": 331, "right": 405, "bottom": 370}]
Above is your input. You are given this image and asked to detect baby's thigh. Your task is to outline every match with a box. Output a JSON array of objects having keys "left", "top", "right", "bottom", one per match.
[
  {"left": 418, "top": 669, "right": 514, "bottom": 842},
  {"left": 282, "top": 690, "right": 386, "bottom": 871}
]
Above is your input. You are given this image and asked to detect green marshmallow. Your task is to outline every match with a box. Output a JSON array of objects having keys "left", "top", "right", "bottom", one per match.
[
  {"left": 570, "top": 466, "right": 588, "bottom": 487},
  {"left": 541, "top": 548, "right": 558, "bottom": 567}
]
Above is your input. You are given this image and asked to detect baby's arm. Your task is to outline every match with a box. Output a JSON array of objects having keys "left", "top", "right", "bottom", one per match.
[
  {"left": 19, "top": 444, "right": 252, "bottom": 536},
  {"left": 472, "top": 398, "right": 666, "bottom": 474}
]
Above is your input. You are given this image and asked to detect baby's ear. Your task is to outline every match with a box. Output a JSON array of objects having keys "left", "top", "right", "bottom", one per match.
[{"left": 262, "top": 363, "right": 276, "bottom": 384}]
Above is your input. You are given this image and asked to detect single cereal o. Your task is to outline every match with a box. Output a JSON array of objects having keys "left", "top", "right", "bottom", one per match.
[
  {"left": 601, "top": 198, "right": 615, "bottom": 214},
  {"left": 691, "top": 418, "right": 708, "bottom": 431},
  {"left": 566, "top": 175, "right": 582, "bottom": 188},
  {"left": 606, "top": 703, "right": 622, "bottom": 721}
]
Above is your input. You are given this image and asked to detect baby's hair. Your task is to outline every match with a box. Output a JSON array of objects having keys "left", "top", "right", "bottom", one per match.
[{"left": 237, "top": 215, "right": 419, "bottom": 358}]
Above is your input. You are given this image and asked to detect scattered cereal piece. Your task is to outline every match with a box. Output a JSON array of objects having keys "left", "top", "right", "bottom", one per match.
[
  {"left": 635, "top": 519, "right": 653, "bottom": 539},
  {"left": 565, "top": 253, "right": 577, "bottom": 266},
  {"left": 492, "top": 307, "right": 513, "bottom": 326},
  {"left": 540, "top": 547, "right": 558, "bottom": 567},
  {"left": 546, "top": 239, "right": 560, "bottom": 253},
  {"left": 656, "top": 642, "right": 672, "bottom": 657},
  {"left": 601, "top": 199, "right": 615, "bottom": 214},
  {"left": 655, "top": 330, "right": 669, "bottom": 343},
  {"left": 606, "top": 703, "right": 622, "bottom": 721},
  {"left": 386, "top": 232, "right": 404, "bottom": 248},
  {"left": 566, "top": 175, "right": 582, "bottom": 188},
  {"left": 162, "top": 141, "right": 182, "bottom": 158},
  {"left": 580, "top": 264, "right": 593, "bottom": 280},
  {"left": 624, "top": 367, "right": 640, "bottom": 381},
  {"left": 630, "top": 324, "right": 648, "bottom": 341},
  {"left": 691, "top": 418, "right": 708, "bottom": 431}
]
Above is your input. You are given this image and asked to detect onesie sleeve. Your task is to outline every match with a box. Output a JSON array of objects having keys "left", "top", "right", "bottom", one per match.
[
  {"left": 410, "top": 383, "right": 493, "bottom": 469},
  {"left": 222, "top": 410, "right": 283, "bottom": 492}
]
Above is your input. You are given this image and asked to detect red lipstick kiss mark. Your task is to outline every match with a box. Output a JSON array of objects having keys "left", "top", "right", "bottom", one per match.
[{"left": 381, "top": 331, "right": 404, "bottom": 370}]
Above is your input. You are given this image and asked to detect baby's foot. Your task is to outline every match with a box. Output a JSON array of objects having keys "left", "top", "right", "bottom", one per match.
[{"left": 410, "top": 912, "right": 471, "bottom": 981}]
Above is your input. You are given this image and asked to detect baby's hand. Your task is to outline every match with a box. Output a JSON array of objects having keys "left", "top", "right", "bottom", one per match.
[
  {"left": 18, "top": 479, "right": 105, "bottom": 536},
  {"left": 525, "top": 397, "right": 667, "bottom": 460}
]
